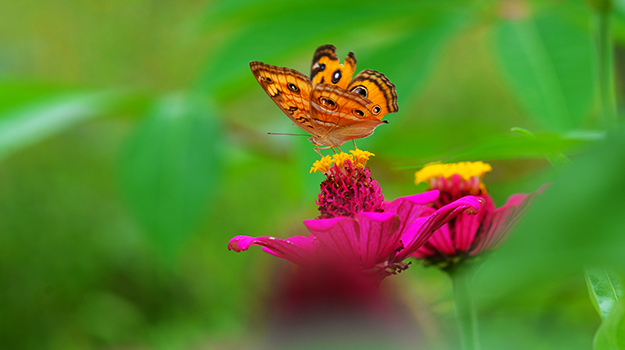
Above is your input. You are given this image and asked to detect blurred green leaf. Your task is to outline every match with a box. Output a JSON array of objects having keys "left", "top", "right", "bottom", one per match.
[
  {"left": 76, "top": 292, "right": 145, "bottom": 344},
  {"left": 396, "top": 130, "right": 597, "bottom": 168},
  {"left": 197, "top": 1, "right": 468, "bottom": 101},
  {"left": 361, "top": 11, "right": 469, "bottom": 102},
  {"left": 594, "top": 297, "right": 625, "bottom": 350},
  {"left": 0, "top": 90, "right": 137, "bottom": 162},
  {"left": 511, "top": 127, "right": 572, "bottom": 170},
  {"left": 0, "top": 81, "right": 77, "bottom": 112},
  {"left": 495, "top": 12, "right": 594, "bottom": 131},
  {"left": 586, "top": 268, "right": 624, "bottom": 320},
  {"left": 120, "top": 92, "right": 223, "bottom": 263}
]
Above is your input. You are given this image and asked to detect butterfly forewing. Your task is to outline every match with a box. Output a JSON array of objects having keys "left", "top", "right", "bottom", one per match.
[{"left": 249, "top": 61, "right": 317, "bottom": 134}]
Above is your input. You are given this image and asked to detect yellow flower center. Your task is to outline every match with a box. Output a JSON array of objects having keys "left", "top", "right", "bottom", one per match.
[
  {"left": 415, "top": 161, "right": 492, "bottom": 184},
  {"left": 310, "top": 149, "right": 375, "bottom": 173}
]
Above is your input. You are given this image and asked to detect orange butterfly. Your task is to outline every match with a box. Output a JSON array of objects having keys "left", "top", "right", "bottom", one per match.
[{"left": 250, "top": 45, "right": 398, "bottom": 153}]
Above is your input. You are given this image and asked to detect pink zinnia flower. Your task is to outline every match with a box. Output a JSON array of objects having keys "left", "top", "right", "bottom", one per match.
[
  {"left": 228, "top": 151, "right": 483, "bottom": 280},
  {"left": 412, "top": 161, "right": 541, "bottom": 270}
]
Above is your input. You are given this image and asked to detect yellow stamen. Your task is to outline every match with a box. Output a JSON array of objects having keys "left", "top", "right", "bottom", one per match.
[
  {"left": 310, "top": 149, "right": 375, "bottom": 173},
  {"left": 350, "top": 149, "right": 375, "bottom": 168},
  {"left": 310, "top": 155, "right": 334, "bottom": 174},
  {"left": 415, "top": 161, "right": 492, "bottom": 184},
  {"left": 332, "top": 152, "right": 353, "bottom": 169}
]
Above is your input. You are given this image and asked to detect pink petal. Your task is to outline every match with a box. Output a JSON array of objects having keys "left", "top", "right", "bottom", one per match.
[
  {"left": 353, "top": 212, "right": 401, "bottom": 267},
  {"left": 427, "top": 223, "right": 457, "bottom": 256},
  {"left": 261, "top": 247, "right": 282, "bottom": 258},
  {"left": 502, "top": 193, "right": 528, "bottom": 207},
  {"left": 227, "top": 235, "right": 318, "bottom": 265},
  {"left": 304, "top": 216, "right": 361, "bottom": 262},
  {"left": 452, "top": 211, "right": 481, "bottom": 252},
  {"left": 386, "top": 190, "right": 439, "bottom": 236},
  {"left": 228, "top": 235, "right": 267, "bottom": 252},
  {"left": 399, "top": 216, "right": 427, "bottom": 250},
  {"left": 303, "top": 212, "right": 400, "bottom": 268},
  {"left": 396, "top": 195, "right": 482, "bottom": 260},
  {"left": 471, "top": 190, "right": 540, "bottom": 256}
]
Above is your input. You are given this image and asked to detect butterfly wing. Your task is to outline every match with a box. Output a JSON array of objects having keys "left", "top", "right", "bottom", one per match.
[
  {"left": 310, "top": 45, "right": 357, "bottom": 89},
  {"left": 250, "top": 61, "right": 318, "bottom": 135},
  {"left": 347, "top": 69, "right": 399, "bottom": 117},
  {"left": 251, "top": 47, "right": 398, "bottom": 149},
  {"left": 308, "top": 83, "right": 386, "bottom": 147}
]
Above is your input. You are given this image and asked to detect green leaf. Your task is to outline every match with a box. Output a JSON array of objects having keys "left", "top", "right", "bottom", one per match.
[
  {"left": 494, "top": 12, "right": 594, "bottom": 131},
  {"left": 586, "top": 268, "right": 624, "bottom": 320},
  {"left": 0, "top": 81, "right": 77, "bottom": 112},
  {"left": 395, "top": 130, "right": 596, "bottom": 169},
  {"left": 511, "top": 127, "right": 572, "bottom": 171},
  {"left": 120, "top": 93, "right": 223, "bottom": 263},
  {"left": 594, "top": 297, "right": 625, "bottom": 350},
  {"left": 360, "top": 11, "right": 468, "bottom": 102},
  {"left": 0, "top": 90, "right": 135, "bottom": 162},
  {"left": 196, "top": 1, "right": 468, "bottom": 102}
]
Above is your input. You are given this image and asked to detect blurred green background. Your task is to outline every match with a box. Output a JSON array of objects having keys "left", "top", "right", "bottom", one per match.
[{"left": 2, "top": 0, "right": 625, "bottom": 349}]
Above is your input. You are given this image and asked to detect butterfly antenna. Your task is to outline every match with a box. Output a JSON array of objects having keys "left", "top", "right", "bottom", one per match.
[{"left": 267, "top": 132, "right": 309, "bottom": 136}]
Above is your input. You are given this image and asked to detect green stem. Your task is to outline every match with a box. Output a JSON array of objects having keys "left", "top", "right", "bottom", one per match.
[
  {"left": 594, "top": 8, "right": 618, "bottom": 131},
  {"left": 450, "top": 269, "right": 480, "bottom": 350}
]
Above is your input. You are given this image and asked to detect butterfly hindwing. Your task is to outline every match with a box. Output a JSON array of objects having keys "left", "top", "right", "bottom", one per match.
[
  {"left": 347, "top": 69, "right": 398, "bottom": 117},
  {"left": 310, "top": 45, "right": 357, "bottom": 90},
  {"left": 250, "top": 61, "right": 317, "bottom": 134}
]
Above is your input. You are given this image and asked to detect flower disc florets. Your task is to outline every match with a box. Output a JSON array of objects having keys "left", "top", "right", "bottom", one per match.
[
  {"left": 415, "top": 161, "right": 492, "bottom": 207},
  {"left": 312, "top": 150, "right": 384, "bottom": 219}
]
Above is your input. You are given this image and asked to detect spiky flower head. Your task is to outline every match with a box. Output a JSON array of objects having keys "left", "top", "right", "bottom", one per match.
[{"left": 312, "top": 150, "right": 384, "bottom": 219}]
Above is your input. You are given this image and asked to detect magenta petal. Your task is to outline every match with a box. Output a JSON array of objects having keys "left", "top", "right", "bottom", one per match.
[
  {"left": 471, "top": 192, "right": 536, "bottom": 256},
  {"left": 353, "top": 212, "right": 401, "bottom": 267},
  {"left": 397, "top": 195, "right": 482, "bottom": 260},
  {"left": 261, "top": 247, "right": 282, "bottom": 258},
  {"left": 304, "top": 212, "right": 400, "bottom": 268},
  {"left": 399, "top": 216, "right": 427, "bottom": 250},
  {"left": 506, "top": 194, "right": 527, "bottom": 206},
  {"left": 261, "top": 234, "right": 318, "bottom": 259},
  {"left": 228, "top": 234, "right": 317, "bottom": 265},
  {"left": 453, "top": 211, "right": 481, "bottom": 251},
  {"left": 386, "top": 190, "right": 440, "bottom": 236},
  {"left": 228, "top": 235, "right": 267, "bottom": 252},
  {"left": 427, "top": 223, "right": 457, "bottom": 256},
  {"left": 304, "top": 216, "right": 362, "bottom": 262}
]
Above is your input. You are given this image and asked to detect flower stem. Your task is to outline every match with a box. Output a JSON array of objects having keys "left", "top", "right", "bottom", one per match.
[
  {"left": 593, "top": 6, "right": 618, "bottom": 130},
  {"left": 450, "top": 269, "right": 480, "bottom": 350}
]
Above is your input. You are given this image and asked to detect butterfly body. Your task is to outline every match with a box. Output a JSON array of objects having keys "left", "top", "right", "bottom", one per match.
[{"left": 250, "top": 45, "right": 398, "bottom": 149}]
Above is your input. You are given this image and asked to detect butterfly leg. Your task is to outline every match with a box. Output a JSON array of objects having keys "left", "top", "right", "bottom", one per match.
[
  {"left": 314, "top": 147, "right": 323, "bottom": 156},
  {"left": 352, "top": 139, "right": 357, "bottom": 150}
]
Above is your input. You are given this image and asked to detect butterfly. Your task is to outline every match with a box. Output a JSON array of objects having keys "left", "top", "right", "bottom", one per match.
[{"left": 250, "top": 45, "right": 398, "bottom": 153}]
